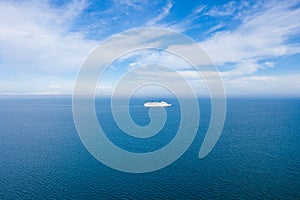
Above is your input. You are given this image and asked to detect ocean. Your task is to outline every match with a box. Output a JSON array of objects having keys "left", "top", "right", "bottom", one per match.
[{"left": 0, "top": 97, "right": 299, "bottom": 199}]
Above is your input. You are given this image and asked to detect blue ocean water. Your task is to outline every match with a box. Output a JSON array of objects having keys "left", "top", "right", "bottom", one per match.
[{"left": 0, "top": 97, "right": 299, "bottom": 199}]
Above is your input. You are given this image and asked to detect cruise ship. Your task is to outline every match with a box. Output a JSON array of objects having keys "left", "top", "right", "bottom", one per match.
[{"left": 144, "top": 101, "right": 172, "bottom": 107}]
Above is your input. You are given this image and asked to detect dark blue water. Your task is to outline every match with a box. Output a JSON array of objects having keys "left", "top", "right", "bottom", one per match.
[{"left": 0, "top": 97, "right": 299, "bottom": 199}]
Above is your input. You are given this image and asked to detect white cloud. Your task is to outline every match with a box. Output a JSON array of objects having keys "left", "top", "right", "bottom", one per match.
[
  {"left": 167, "top": 5, "right": 206, "bottom": 32},
  {"left": 204, "top": 23, "right": 225, "bottom": 35},
  {"left": 0, "top": 0, "right": 96, "bottom": 74},
  {"left": 83, "top": 28, "right": 177, "bottom": 69},
  {"left": 201, "top": 0, "right": 300, "bottom": 74},
  {"left": 0, "top": 0, "right": 98, "bottom": 94},
  {"left": 146, "top": 1, "right": 173, "bottom": 26},
  {"left": 205, "top": 1, "right": 250, "bottom": 17},
  {"left": 117, "top": 0, "right": 152, "bottom": 11},
  {"left": 126, "top": 50, "right": 190, "bottom": 69},
  {"left": 127, "top": 1, "right": 300, "bottom": 81}
]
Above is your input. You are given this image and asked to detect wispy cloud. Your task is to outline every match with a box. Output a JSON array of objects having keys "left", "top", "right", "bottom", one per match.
[
  {"left": 116, "top": 0, "right": 152, "bottom": 11},
  {"left": 146, "top": 1, "right": 173, "bottom": 26},
  {"left": 201, "top": 0, "right": 300, "bottom": 77},
  {"left": 205, "top": 1, "right": 252, "bottom": 17},
  {"left": 167, "top": 5, "right": 206, "bottom": 32},
  {"left": 204, "top": 23, "right": 225, "bottom": 35}
]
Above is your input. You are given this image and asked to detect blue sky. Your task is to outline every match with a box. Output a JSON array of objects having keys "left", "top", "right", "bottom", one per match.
[{"left": 0, "top": 0, "right": 300, "bottom": 96}]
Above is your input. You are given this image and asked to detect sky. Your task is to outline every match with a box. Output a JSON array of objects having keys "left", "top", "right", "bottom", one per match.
[{"left": 0, "top": 0, "right": 300, "bottom": 97}]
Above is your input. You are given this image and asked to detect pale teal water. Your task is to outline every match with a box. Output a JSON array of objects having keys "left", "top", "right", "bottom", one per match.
[{"left": 0, "top": 97, "right": 299, "bottom": 199}]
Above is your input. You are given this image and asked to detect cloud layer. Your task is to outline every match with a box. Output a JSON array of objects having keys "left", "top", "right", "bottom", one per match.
[
  {"left": 0, "top": 0, "right": 299, "bottom": 96},
  {"left": 0, "top": 0, "right": 96, "bottom": 94}
]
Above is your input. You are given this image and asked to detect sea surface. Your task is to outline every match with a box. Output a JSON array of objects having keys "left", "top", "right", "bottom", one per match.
[{"left": 0, "top": 97, "right": 299, "bottom": 199}]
